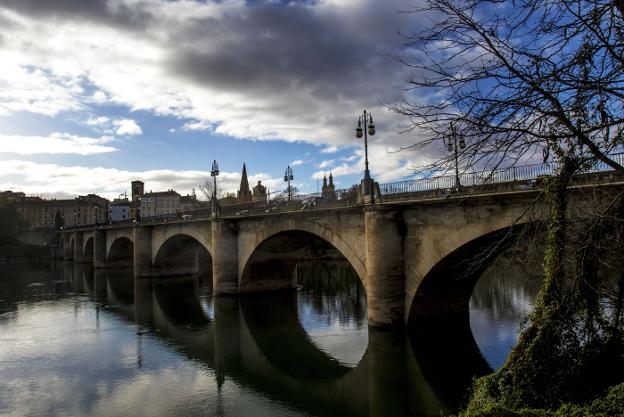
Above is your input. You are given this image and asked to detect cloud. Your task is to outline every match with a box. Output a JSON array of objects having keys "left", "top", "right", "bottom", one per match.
[
  {"left": 90, "top": 90, "right": 108, "bottom": 104},
  {"left": 0, "top": 159, "right": 283, "bottom": 200},
  {"left": 0, "top": 0, "right": 442, "bottom": 187},
  {"left": 321, "top": 145, "right": 338, "bottom": 154},
  {"left": 113, "top": 118, "right": 142, "bottom": 136},
  {"left": 290, "top": 159, "right": 304, "bottom": 167},
  {"left": 0, "top": 133, "right": 117, "bottom": 155},
  {"left": 83, "top": 116, "right": 142, "bottom": 136},
  {"left": 0, "top": 1, "right": 428, "bottom": 148},
  {"left": 317, "top": 159, "right": 335, "bottom": 169}
]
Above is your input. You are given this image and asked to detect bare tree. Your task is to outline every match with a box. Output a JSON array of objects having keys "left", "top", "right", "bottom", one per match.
[
  {"left": 393, "top": 0, "right": 624, "bottom": 176},
  {"left": 197, "top": 180, "right": 226, "bottom": 202},
  {"left": 393, "top": 1, "right": 624, "bottom": 413}
]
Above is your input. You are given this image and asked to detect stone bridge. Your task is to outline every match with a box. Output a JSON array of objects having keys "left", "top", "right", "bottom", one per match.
[{"left": 59, "top": 178, "right": 622, "bottom": 326}]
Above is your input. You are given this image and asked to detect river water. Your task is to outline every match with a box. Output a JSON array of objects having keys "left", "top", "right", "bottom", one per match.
[{"left": 0, "top": 258, "right": 539, "bottom": 417}]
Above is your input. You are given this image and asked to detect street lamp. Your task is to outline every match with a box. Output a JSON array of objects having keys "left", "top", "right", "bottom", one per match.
[
  {"left": 284, "top": 166, "right": 294, "bottom": 202},
  {"left": 211, "top": 159, "right": 220, "bottom": 217},
  {"left": 355, "top": 110, "right": 376, "bottom": 203},
  {"left": 446, "top": 122, "right": 466, "bottom": 190}
]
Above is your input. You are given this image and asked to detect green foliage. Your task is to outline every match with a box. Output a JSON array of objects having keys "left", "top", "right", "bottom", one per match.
[
  {"left": 0, "top": 197, "right": 25, "bottom": 246},
  {"left": 460, "top": 159, "right": 624, "bottom": 415},
  {"left": 458, "top": 383, "right": 624, "bottom": 417}
]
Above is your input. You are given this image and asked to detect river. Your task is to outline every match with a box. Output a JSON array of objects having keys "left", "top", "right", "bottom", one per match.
[{"left": 0, "top": 257, "right": 539, "bottom": 416}]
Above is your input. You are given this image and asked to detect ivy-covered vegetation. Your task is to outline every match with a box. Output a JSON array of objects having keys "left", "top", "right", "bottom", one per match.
[
  {"left": 457, "top": 159, "right": 624, "bottom": 416},
  {"left": 394, "top": 0, "right": 624, "bottom": 414}
]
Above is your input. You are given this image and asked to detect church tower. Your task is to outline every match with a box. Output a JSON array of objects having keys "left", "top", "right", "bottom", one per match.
[
  {"left": 321, "top": 174, "right": 328, "bottom": 197},
  {"left": 327, "top": 172, "right": 336, "bottom": 200},
  {"left": 237, "top": 163, "right": 252, "bottom": 202}
]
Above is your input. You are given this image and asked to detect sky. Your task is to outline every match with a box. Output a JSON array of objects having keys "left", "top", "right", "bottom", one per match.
[{"left": 0, "top": 0, "right": 436, "bottom": 200}]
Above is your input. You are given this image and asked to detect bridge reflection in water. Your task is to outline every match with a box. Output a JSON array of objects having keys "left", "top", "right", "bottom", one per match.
[{"left": 0, "top": 259, "right": 536, "bottom": 417}]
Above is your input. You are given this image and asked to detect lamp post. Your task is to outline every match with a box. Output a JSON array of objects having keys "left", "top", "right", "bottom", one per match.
[
  {"left": 446, "top": 122, "right": 466, "bottom": 191},
  {"left": 211, "top": 160, "right": 220, "bottom": 217},
  {"left": 284, "top": 165, "right": 294, "bottom": 202},
  {"left": 355, "top": 110, "right": 376, "bottom": 203}
]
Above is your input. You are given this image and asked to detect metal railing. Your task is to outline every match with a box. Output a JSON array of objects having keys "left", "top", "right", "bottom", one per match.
[
  {"left": 67, "top": 153, "right": 624, "bottom": 229},
  {"left": 379, "top": 153, "right": 624, "bottom": 197}
]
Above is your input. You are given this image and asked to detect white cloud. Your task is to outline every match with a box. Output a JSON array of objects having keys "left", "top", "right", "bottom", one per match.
[
  {"left": 0, "top": 2, "right": 421, "bottom": 149},
  {"left": 0, "top": 133, "right": 117, "bottom": 155},
  {"left": 113, "top": 119, "right": 143, "bottom": 136},
  {"left": 317, "top": 159, "right": 335, "bottom": 169},
  {"left": 85, "top": 116, "right": 110, "bottom": 127},
  {"left": 0, "top": 160, "right": 282, "bottom": 200},
  {"left": 290, "top": 159, "right": 305, "bottom": 167},
  {"left": 0, "top": 1, "right": 438, "bottom": 185},
  {"left": 91, "top": 90, "right": 108, "bottom": 104}
]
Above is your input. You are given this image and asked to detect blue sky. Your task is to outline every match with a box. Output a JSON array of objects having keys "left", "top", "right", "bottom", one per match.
[{"left": 0, "top": 0, "right": 437, "bottom": 200}]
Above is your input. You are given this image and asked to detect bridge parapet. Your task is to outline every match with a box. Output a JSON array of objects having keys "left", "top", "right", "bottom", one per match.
[{"left": 58, "top": 168, "right": 624, "bottom": 326}]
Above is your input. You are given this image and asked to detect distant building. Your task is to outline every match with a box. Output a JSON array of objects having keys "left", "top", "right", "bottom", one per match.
[
  {"left": 0, "top": 190, "right": 26, "bottom": 202},
  {"left": 131, "top": 180, "right": 144, "bottom": 203},
  {"left": 140, "top": 190, "right": 181, "bottom": 217},
  {"left": 237, "top": 163, "right": 253, "bottom": 203},
  {"left": 321, "top": 172, "right": 336, "bottom": 200},
  {"left": 219, "top": 193, "right": 239, "bottom": 206},
  {"left": 109, "top": 198, "right": 132, "bottom": 222},
  {"left": 16, "top": 194, "right": 109, "bottom": 229},
  {"left": 252, "top": 181, "right": 267, "bottom": 202},
  {"left": 180, "top": 192, "right": 202, "bottom": 211},
  {"left": 78, "top": 194, "right": 109, "bottom": 224}
]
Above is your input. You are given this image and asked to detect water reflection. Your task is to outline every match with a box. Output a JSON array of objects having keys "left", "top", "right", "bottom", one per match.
[
  {"left": 470, "top": 253, "right": 541, "bottom": 369},
  {"left": 0, "top": 257, "right": 537, "bottom": 417},
  {"left": 296, "top": 261, "right": 368, "bottom": 367}
]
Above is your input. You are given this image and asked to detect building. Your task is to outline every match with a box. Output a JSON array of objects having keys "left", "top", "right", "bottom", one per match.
[
  {"left": 0, "top": 190, "right": 26, "bottom": 202},
  {"left": 237, "top": 163, "right": 252, "bottom": 202},
  {"left": 78, "top": 194, "right": 109, "bottom": 224},
  {"left": 252, "top": 181, "right": 267, "bottom": 202},
  {"left": 140, "top": 190, "right": 181, "bottom": 217},
  {"left": 180, "top": 192, "right": 202, "bottom": 211},
  {"left": 131, "top": 180, "right": 144, "bottom": 203},
  {"left": 321, "top": 172, "right": 336, "bottom": 200},
  {"left": 16, "top": 195, "right": 109, "bottom": 229},
  {"left": 109, "top": 198, "right": 132, "bottom": 222}
]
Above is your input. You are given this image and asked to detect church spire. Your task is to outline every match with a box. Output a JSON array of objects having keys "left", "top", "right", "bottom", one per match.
[{"left": 238, "top": 163, "right": 252, "bottom": 202}]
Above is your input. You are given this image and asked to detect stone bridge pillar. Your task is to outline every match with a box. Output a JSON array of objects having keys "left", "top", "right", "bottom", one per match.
[
  {"left": 365, "top": 208, "right": 406, "bottom": 326},
  {"left": 212, "top": 220, "right": 239, "bottom": 295},
  {"left": 94, "top": 230, "right": 106, "bottom": 268},
  {"left": 73, "top": 231, "right": 84, "bottom": 263},
  {"left": 133, "top": 226, "right": 152, "bottom": 278},
  {"left": 62, "top": 234, "right": 72, "bottom": 260}
]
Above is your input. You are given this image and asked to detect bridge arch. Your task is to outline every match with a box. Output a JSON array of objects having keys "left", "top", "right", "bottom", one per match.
[
  {"left": 238, "top": 219, "right": 366, "bottom": 292},
  {"left": 83, "top": 236, "right": 94, "bottom": 262},
  {"left": 407, "top": 223, "right": 531, "bottom": 323},
  {"left": 152, "top": 233, "right": 213, "bottom": 279},
  {"left": 107, "top": 237, "right": 134, "bottom": 267},
  {"left": 151, "top": 225, "right": 212, "bottom": 263}
]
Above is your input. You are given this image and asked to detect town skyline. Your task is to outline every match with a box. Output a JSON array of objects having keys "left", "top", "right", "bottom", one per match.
[{"left": 0, "top": 0, "right": 439, "bottom": 200}]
